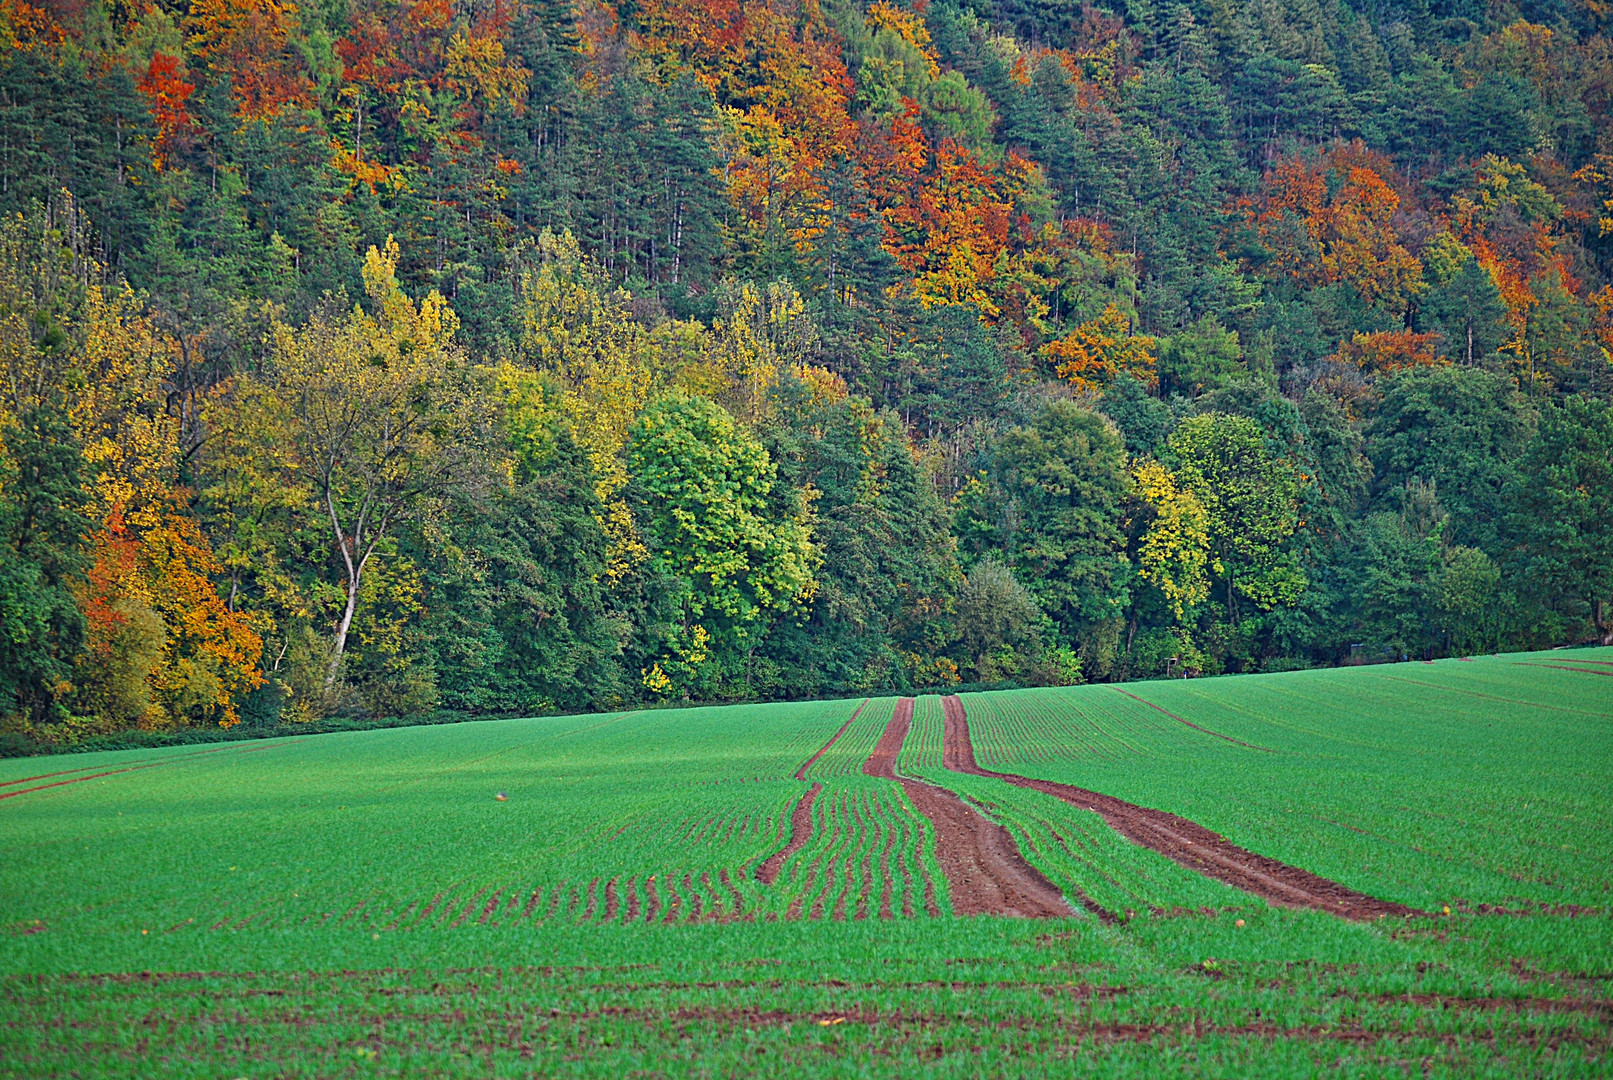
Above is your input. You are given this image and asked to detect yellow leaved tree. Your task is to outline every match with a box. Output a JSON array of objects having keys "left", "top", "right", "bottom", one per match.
[
  {"left": 516, "top": 230, "right": 668, "bottom": 581},
  {"left": 705, "top": 279, "right": 819, "bottom": 426},
  {"left": 252, "top": 237, "right": 495, "bottom": 692},
  {"left": 1129, "top": 458, "right": 1214, "bottom": 622}
]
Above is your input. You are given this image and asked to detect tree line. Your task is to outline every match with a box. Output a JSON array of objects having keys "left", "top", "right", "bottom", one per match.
[{"left": 1, "top": 0, "right": 1610, "bottom": 741}]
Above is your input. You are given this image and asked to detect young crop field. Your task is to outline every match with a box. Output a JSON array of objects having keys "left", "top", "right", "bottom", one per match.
[
  {"left": 959, "top": 652, "right": 1613, "bottom": 915},
  {"left": 2, "top": 649, "right": 1610, "bottom": 1077}
]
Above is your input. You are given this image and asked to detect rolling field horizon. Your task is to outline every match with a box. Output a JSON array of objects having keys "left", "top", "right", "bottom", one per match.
[{"left": 3, "top": 648, "right": 1611, "bottom": 1077}]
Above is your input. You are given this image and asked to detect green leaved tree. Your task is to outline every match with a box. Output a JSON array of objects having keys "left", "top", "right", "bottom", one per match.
[
  {"left": 628, "top": 395, "right": 817, "bottom": 696},
  {"left": 1168, "top": 412, "right": 1306, "bottom": 622},
  {"left": 985, "top": 400, "right": 1131, "bottom": 677}
]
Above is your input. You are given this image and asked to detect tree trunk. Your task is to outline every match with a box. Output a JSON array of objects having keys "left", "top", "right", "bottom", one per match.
[
  {"left": 324, "top": 485, "right": 370, "bottom": 689},
  {"left": 328, "top": 573, "right": 360, "bottom": 688}
]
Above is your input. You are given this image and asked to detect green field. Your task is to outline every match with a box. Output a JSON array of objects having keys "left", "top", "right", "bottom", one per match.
[{"left": 3, "top": 650, "right": 1611, "bottom": 1077}]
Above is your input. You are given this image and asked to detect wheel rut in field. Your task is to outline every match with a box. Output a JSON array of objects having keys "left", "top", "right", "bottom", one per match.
[
  {"left": 941, "top": 696, "right": 1421, "bottom": 922},
  {"left": 1111, "top": 687, "right": 1274, "bottom": 750},
  {"left": 1515, "top": 661, "right": 1613, "bottom": 677},
  {"left": 864, "top": 698, "right": 1070, "bottom": 918},
  {"left": 755, "top": 700, "right": 868, "bottom": 885},
  {"left": 0, "top": 740, "right": 310, "bottom": 803}
]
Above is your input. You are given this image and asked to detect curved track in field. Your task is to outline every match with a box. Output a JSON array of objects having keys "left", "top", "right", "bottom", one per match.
[
  {"left": 1515, "top": 662, "right": 1613, "bottom": 677},
  {"left": 866, "top": 699, "right": 1070, "bottom": 918},
  {"left": 1111, "top": 687, "right": 1275, "bottom": 750},
  {"left": 754, "top": 700, "right": 867, "bottom": 885},
  {"left": 942, "top": 696, "right": 1421, "bottom": 922}
]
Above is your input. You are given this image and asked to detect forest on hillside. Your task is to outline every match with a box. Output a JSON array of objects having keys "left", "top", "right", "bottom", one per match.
[{"left": 1, "top": 0, "right": 1611, "bottom": 740}]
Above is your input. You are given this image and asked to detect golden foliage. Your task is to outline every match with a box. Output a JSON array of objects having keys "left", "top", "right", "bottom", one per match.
[
  {"left": 1041, "top": 304, "right": 1156, "bottom": 392},
  {"left": 1130, "top": 459, "right": 1212, "bottom": 622}
]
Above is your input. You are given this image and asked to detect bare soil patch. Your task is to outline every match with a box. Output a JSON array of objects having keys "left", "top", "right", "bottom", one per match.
[
  {"left": 943, "top": 696, "right": 1420, "bottom": 922},
  {"left": 864, "top": 699, "right": 1070, "bottom": 918}
]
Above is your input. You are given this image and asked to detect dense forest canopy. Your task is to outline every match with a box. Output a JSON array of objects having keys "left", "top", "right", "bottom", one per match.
[{"left": 2, "top": 0, "right": 1611, "bottom": 739}]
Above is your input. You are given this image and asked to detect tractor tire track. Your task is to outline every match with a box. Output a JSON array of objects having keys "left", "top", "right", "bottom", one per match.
[
  {"left": 864, "top": 698, "right": 1070, "bottom": 918},
  {"left": 942, "top": 695, "right": 1420, "bottom": 922},
  {"left": 1515, "top": 662, "right": 1613, "bottom": 677},
  {"left": 0, "top": 740, "right": 309, "bottom": 803},
  {"left": 1111, "top": 688, "right": 1274, "bottom": 750},
  {"left": 754, "top": 700, "right": 868, "bottom": 884}
]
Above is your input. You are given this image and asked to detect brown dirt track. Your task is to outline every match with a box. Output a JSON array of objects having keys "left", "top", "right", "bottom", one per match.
[
  {"left": 941, "top": 695, "right": 1420, "bottom": 922},
  {"left": 755, "top": 701, "right": 868, "bottom": 885},
  {"left": 864, "top": 699, "right": 1070, "bottom": 918}
]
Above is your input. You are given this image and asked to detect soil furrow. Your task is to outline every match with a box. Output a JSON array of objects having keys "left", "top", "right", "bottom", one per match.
[
  {"left": 878, "top": 812, "right": 896, "bottom": 920},
  {"left": 864, "top": 698, "right": 1071, "bottom": 918},
  {"left": 449, "top": 888, "right": 488, "bottom": 928},
  {"left": 723, "top": 866, "right": 746, "bottom": 916},
  {"left": 623, "top": 877, "right": 639, "bottom": 923},
  {"left": 942, "top": 695, "right": 1420, "bottom": 922},
  {"left": 787, "top": 856, "right": 818, "bottom": 920},
  {"left": 582, "top": 878, "right": 600, "bottom": 922},
  {"left": 476, "top": 889, "right": 503, "bottom": 925},
  {"left": 754, "top": 700, "right": 870, "bottom": 885},
  {"left": 0, "top": 761, "right": 150, "bottom": 788},
  {"left": 855, "top": 793, "right": 874, "bottom": 920},
  {"left": 0, "top": 741, "right": 307, "bottom": 802}
]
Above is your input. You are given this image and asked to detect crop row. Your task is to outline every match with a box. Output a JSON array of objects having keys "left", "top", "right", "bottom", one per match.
[
  {"left": 754, "top": 698, "right": 947, "bottom": 919},
  {"left": 354, "top": 866, "right": 755, "bottom": 928},
  {"left": 895, "top": 695, "right": 945, "bottom": 775},
  {"left": 962, "top": 685, "right": 1227, "bottom": 769},
  {"left": 763, "top": 784, "right": 942, "bottom": 919},
  {"left": 7, "top": 649, "right": 1605, "bottom": 938},
  {"left": 0, "top": 698, "right": 875, "bottom": 937},
  {"left": 0, "top": 692, "right": 985, "bottom": 935}
]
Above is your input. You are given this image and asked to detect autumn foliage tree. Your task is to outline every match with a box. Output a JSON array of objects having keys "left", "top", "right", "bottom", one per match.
[
  {"left": 0, "top": 200, "right": 261, "bottom": 734},
  {"left": 5, "top": 0, "right": 1613, "bottom": 728},
  {"left": 185, "top": 0, "right": 315, "bottom": 119},
  {"left": 248, "top": 239, "right": 494, "bottom": 696},
  {"left": 1239, "top": 148, "right": 1423, "bottom": 315}
]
